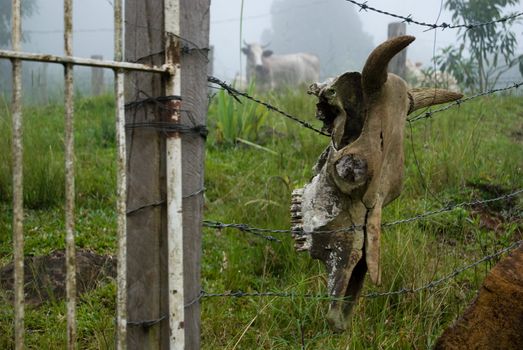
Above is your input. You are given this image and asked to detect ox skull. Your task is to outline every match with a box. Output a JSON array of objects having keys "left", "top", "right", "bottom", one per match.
[{"left": 290, "top": 36, "right": 462, "bottom": 331}]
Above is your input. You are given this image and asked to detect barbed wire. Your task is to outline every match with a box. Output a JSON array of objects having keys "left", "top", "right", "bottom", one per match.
[
  {"left": 205, "top": 188, "right": 522, "bottom": 237},
  {"left": 203, "top": 220, "right": 283, "bottom": 242},
  {"left": 185, "top": 238, "right": 522, "bottom": 306},
  {"left": 207, "top": 76, "right": 330, "bottom": 137},
  {"left": 382, "top": 188, "right": 522, "bottom": 227},
  {"left": 345, "top": 0, "right": 523, "bottom": 30},
  {"left": 207, "top": 76, "right": 523, "bottom": 137},
  {"left": 408, "top": 81, "right": 523, "bottom": 122},
  {"left": 365, "top": 239, "right": 522, "bottom": 298}
]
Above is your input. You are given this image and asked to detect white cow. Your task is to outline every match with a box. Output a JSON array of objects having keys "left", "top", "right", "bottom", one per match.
[{"left": 242, "top": 41, "right": 320, "bottom": 90}]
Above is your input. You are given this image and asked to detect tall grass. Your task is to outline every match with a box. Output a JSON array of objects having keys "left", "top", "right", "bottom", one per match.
[
  {"left": 0, "top": 89, "right": 521, "bottom": 348},
  {"left": 209, "top": 82, "right": 271, "bottom": 146},
  {"left": 202, "top": 92, "right": 523, "bottom": 349},
  {"left": 0, "top": 94, "right": 116, "bottom": 209}
]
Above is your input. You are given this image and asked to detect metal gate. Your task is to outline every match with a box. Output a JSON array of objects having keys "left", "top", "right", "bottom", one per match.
[{"left": 0, "top": 0, "right": 186, "bottom": 348}]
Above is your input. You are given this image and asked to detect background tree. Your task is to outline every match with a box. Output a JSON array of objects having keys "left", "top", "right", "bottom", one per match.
[
  {"left": 0, "top": 0, "right": 37, "bottom": 48},
  {"left": 261, "top": 0, "right": 374, "bottom": 79},
  {"left": 434, "top": 0, "right": 522, "bottom": 92}
]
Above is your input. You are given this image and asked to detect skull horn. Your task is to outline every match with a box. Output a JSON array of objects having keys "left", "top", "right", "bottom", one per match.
[
  {"left": 261, "top": 42, "right": 271, "bottom": 49},
  {"left": 408, "top": 88, "right": 463, "bottom": 114},
  {"left": 361, "top": 35, "right": 415, "bottom": 94},
  {"left": 243, "top": 39, "right": 249, "bottom": 47}
]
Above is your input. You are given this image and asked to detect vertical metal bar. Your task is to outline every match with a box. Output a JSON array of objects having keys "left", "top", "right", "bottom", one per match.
[
  {"left": 63, "top": 0, "right": 76, "bottom": 349},
  {"left": 11, "top": 0, "right": 24, "bottom": 348},
  {"left": 164, "top": 0, "right": 184, "bottom": 348},
  {"left": 114, "top": 0, "right": 127, "bottom": 349}
]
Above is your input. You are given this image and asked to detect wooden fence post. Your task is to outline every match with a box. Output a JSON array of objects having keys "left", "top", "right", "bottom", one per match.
[
  {"left": 125, "top": 0, "right": 210, "bottom": 348},
  {"left": 179, "top": 1, "right": 210, "bottom": 347},
  {"left": 90, "top": 55, "right": 104, "bottom": 96},
  {"left": 387, "top": 22, "right": 407, "bottom": 78}
]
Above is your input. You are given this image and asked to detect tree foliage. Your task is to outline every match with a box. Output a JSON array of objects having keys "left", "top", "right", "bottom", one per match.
[
  {"left": 261, "top": 0, "right": 374, "bottom": 78},
  {"left": 0, "top": 0, "right": 37, "bottom": 48},
  {"left": 434, "top": 0, "right": 522, "bottom": 92}
]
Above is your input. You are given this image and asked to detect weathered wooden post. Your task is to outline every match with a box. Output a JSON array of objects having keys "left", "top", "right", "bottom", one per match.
[
  {"left": 90, "top": 55, "right": 104, "bottom": 96},
  {"left": 387, "top": 22, "right": 407, "bottom": 79},
  {"left": 291, "top": 36, "right": 462, "bottom": 331},
  {"left": 125, "top": 0, "right": 210, "bottom": 348}
]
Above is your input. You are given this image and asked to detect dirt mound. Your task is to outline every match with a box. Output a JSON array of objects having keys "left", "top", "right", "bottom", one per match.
[
  {"left": 435, "top": 243, "right": 523, "bottom": 349},
  {"left": 0, "top": 250, "right": 115, "bottom": 306}
]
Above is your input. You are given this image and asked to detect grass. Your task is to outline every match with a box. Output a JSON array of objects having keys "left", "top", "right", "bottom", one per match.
[{"left": 0, "top": 89, "right": 522, "bottom": 349}]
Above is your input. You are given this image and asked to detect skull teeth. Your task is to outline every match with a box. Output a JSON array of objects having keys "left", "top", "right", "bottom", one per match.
[{"left": 290, "top": 188, "right": 309, "bottom": 252}]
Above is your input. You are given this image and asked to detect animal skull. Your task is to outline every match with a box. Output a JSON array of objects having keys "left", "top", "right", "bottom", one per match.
[{"left": 290, "top": 36, "right": 462, "bottom": 331}]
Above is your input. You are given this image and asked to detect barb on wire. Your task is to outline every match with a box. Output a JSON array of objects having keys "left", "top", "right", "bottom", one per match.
[
  {"left": 345, "top": 0, "right": 523, "bottom": 30},
  {"left": 207, "top": 76, "right": 330, "bottom": 137},
  {"left": 408, "top": 82, "right": 523, "bottom": 122},
  {"left": 203, "top": 220, "right": 283, "bottom": 242},
  {"left": 186, "top": 239, "right": 522, "bottom": 305},
  {"left": 206, "top": 188, "right": 522, "bottom": 236}
]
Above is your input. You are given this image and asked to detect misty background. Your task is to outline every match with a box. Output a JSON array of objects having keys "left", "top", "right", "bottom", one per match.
[{"left": 0, "top": 0, "right": 522, "bottom": 101}]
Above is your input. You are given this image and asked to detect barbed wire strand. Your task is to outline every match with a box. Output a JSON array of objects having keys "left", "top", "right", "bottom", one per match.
[
  {"left": 207, "top": 76, "right": 330, "bottom": 137},
  {"left": 184, "top": 238, "right": 522, "bottom": 306},
  {"left": 208, "top": 77, "right": 522, "bottom": 136},
  {"left": 203, "top": 220, "right": 283, "bottom": 242},
  {"left": 345, "top": 0, "right": 523, "bottom": 30},
  {"left": 365, "top": 239, "right": 521, "bottom": 298},
  {"left": 205, "top": 188, "right": 522, "bottom": 236}
]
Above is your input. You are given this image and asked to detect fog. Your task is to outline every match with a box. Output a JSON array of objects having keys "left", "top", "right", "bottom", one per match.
[
  {"left": 212, "top": 0, "right": 522, "bottom": 80},
  {"left": 211, "top": 0, "right": 458, "bottom": 79},
  {"left": 1, "top": 0, "right": 522, "bottom": 96}
]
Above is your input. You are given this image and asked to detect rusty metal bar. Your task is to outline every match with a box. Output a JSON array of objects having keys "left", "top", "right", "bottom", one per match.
[
  {"left": 11, "top": 0, "right": 24, "bottom": 348},
  {"left": 63, "top": 0, "right": 77, "bottom": 349},
  {"left": 164, "top": 0, "right": 185, "bottom": 348},
  {"left": 114, "top": 0, "right": 127, "bottom": 349},
  {"left": 0, "top": 49, "right": 169, "bottom": 73}
]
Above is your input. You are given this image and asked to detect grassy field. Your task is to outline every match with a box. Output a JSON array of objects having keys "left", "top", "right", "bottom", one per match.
[{"left": 0, "top": 88, "right": 522, "bottom": 349}]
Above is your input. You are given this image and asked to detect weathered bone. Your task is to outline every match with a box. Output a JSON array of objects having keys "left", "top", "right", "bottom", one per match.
[
  {"left": 408, "top": 88, "right": 463, "bottom": 114},
  {"left": 292, "top": 35, "right": 463, "bottom": 331},
  {"left": 361, "top": 35, "right": 414, "bottom": 94}
]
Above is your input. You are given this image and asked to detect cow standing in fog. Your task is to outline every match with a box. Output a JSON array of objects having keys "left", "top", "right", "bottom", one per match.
[{"left": 242, "top": 41, "right": 320, "bottom": 90}]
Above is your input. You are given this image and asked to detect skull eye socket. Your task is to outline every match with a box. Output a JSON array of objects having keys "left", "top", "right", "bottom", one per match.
[{"left": 324, "top": 88, "right": 336, "bottom": 99}]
